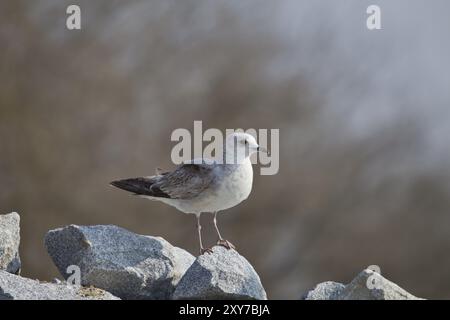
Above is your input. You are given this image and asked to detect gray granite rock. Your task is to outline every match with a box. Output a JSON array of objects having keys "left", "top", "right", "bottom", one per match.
[
  {"left": 0, "top": 270, "right": 119, "bottom": 300},
  {"left": 0, "top": 212, "right": 21, "bottom": 274},
  {"left": 337, "top": 269, "right": 422, "bottom": 300},
  {"left": 173, "top": 245, "right": 267, "bottom": 300},
  {"left": 44, "top": 224, "right": 195, "bottom": 299},
  {"left": 303, "top": 268, "right": 422, "bottom": 300},
  {"left": 303, "top": 281, "right": 345, "bottom": 300}
]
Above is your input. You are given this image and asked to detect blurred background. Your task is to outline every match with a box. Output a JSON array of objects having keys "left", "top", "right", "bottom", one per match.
[{"left": 1, "top": 0, "right": 450, "bottom": 299}]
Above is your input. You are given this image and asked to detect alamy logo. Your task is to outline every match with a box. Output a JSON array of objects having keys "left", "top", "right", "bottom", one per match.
[
  {"left": 366, "top": 5, "right": 381, "bottom": 30},
  {"left": 366, "top": 265, "right": 382, "bottom": 289},
  {"left": 66, "top": 265, "right": 81, "bottom": 286},
  {"left": 171, "top": 121, "right": 279, "bottom": 175},
  {"left": 66, "top": 5, "right": 81, "bottom": 30}
]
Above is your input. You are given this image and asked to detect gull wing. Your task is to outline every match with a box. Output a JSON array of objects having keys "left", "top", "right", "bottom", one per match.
[
  {"left": 111, "top": 162, "right": 216, "bottom": 200},
  {"left": 157, "top": 163, "right": 216, "bottom": 199}
]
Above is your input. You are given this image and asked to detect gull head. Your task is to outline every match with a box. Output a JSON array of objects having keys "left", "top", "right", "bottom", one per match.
[{"left": 225, "top": 133, "right": 266, "bottom": 163}]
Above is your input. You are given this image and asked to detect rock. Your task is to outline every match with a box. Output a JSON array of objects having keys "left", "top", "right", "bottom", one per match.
[
  {"left": 0, "top": 270, "right": 119, "bottom": 300},
  {"left": 336, "top": 269, "right": 422, "bottom": 300},
  {"left": 303, "top": 268, "right": 422, "bottom": 300},
  {"left": 303, "top": 281, "right": 345, "bottom": 300},
  {"left": 173, "top": 245, "right": 267, "bottom": 300},
  {"left": 44, "top": 224, "right": 195, "bottom": 299},
  {"left": 0, "top": 212, "right": 21, "bottom": 274}
]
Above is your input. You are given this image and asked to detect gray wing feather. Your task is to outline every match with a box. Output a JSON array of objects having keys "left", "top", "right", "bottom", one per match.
[{"left": 156, "top": 163, "right": 216, "bottom": 199}]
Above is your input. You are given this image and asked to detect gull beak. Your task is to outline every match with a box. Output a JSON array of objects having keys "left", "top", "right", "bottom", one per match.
[{"left": 257, "top": 146, "right": 268, "bottom": 154}]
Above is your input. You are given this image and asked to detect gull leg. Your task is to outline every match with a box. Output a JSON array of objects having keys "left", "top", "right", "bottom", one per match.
[
  {"left": 213, "top": 212, "right": 236, "bottom": 250},
  {"left": 197, "top": 214, "right": 212, "bottom": 255}
]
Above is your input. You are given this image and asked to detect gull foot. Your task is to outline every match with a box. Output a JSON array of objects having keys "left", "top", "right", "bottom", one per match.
[
  {"left": 200, "top": 247, "right": 213, "bottom": 255},
  {"left": 217, "top": 239, "right": 236, "bottom": 250}
]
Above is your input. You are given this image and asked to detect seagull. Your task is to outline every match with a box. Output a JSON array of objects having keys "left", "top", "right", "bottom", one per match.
[{"left": 110, "top": 133, "right": 266, "bottom": 255}]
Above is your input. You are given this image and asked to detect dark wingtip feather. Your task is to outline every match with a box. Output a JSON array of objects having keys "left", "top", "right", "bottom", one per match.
[
  {"left": 110, "top": 180, "right": 124, "bottom": 188},
  {"left": 110, "top": 177, "right": 171, "bottom": 198},
  {"left": 110, "top": 178, "right": 143, "bottom": 194}
]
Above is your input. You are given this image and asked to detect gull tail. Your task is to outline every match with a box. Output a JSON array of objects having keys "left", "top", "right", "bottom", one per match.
[{"left": 110, "top": 177, "right": 170, "bottom": 198}]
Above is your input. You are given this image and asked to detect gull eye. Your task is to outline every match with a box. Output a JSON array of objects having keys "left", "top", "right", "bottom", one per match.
[{"left": 244, "top": 140, "right": 248, "bottom": 145}]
